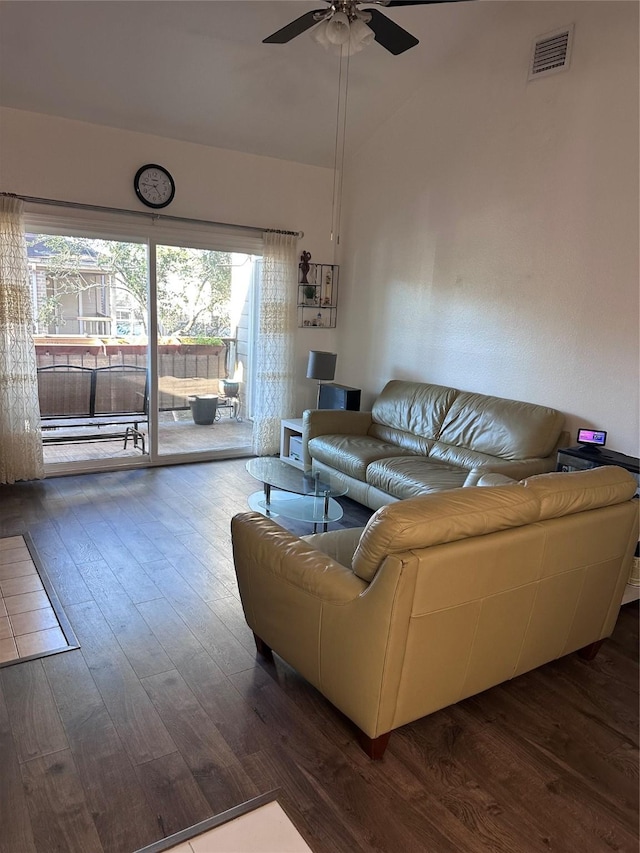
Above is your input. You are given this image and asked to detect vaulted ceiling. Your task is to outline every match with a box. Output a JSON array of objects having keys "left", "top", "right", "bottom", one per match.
[{"left": 0, "top": 0, "right": 494, "bottom": 168}]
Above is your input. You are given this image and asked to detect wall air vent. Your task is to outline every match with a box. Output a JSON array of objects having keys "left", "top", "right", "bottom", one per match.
[{"left": 528, "top": 25, "right": 574, "bottom": 81}]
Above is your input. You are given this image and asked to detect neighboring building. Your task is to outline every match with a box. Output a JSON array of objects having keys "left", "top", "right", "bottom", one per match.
[{"left": 26, "top": 235, "right": 132, "bottom": 337}]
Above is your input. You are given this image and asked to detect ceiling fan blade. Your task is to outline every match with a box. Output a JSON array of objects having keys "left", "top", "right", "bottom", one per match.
[
  {"left": 263, "top": 10, "right": 327, "bottom": 44},
  {"left": 382, "top": 1, "right": 473, "bottom": 5},
  {"left": 366, "top": 8, "right": 419, "bottom": 54}
]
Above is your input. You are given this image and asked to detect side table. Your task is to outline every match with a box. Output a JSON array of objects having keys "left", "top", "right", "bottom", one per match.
[
  {"left": 280, "top": 418, "right": 304, "bottom": 470},
  {"left": 557, "top": 445, "right": 639, "bottom": 604}
]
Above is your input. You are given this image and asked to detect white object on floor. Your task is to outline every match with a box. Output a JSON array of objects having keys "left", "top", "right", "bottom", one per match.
[{"left": 162, "top": 801, "right": 313, "bottom": 853}]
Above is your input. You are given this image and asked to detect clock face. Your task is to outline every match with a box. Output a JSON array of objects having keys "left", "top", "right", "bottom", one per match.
[{"left": 134, "top": 164, "right": 175, "bottom": 209}]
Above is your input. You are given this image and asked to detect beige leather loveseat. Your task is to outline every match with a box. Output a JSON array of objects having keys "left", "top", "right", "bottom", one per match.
[
  {"left": 304, "top": 379, "right": 567, "bottom": 510},
  {"left": 231, "top": 467, "right": 638, "bottom": 758}
]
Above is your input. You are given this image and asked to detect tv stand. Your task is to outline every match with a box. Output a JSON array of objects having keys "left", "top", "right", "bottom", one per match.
[
  {"left": 557, "top": 445, "right": 639, "bottom": 604},
  {"left": 557, "top": 445, "right": 639, "bottom": 475}
]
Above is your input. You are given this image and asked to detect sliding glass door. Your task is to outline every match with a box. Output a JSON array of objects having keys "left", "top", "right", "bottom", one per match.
[
  {"left": 154, "top": 242, "right": 257, "bottom": 459},
  {"left": 26, "top": 231, "right": 151, "bottom": 468},
  {"left": 26, "top": 218, "right": 260, "bottom": 473}
]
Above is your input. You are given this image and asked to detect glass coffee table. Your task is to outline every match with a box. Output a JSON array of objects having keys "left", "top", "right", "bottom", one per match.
[{"left": 246, "top": 457, "right": 348, "bottom": 532}]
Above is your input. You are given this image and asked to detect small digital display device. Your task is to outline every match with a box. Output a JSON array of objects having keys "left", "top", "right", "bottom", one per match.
[{"left": 577, "top": 428, "right": 607, "bottom": 448}]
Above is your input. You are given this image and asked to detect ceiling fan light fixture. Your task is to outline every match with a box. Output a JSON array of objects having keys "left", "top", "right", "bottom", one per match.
[
  {"left": 312, "top": 20, "right": 343, "bottom": 55},
  {"left": 325, "top": 11, "right": 351, "bottom": 45},
  {"left": 312, "top": 8, "right": 374, "bottom": 56},
  {"left": 349, "top": 17, "right": 375, "bottom": 53}
]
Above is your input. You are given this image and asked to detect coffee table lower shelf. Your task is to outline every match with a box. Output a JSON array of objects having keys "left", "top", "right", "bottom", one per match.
[{"left": 248, "top": 489, "right": 343, "bottom": 532}]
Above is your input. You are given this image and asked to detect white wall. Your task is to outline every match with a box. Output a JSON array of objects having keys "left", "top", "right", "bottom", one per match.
[
  {"left": 0, "top": 106, "right": 338, "bottom": 412},
  {"left": 338, "top": 1, "right": 639, "bottom": 456}
]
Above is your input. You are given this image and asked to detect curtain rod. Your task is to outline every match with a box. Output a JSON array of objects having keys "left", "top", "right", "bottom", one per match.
[{"left": 1, "top": 192, "right": 304, "bottom": 239}]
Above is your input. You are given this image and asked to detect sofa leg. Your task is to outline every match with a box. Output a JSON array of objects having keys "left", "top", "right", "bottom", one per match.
[
  {"left": 356, "top": 729, "right": 391, "bottom": 760},
  {"left": 253, "top": 632, "right": 274, "bottom": 661},
  {"left": 578, "top": 639, "right": 604, "bottom": 661}
]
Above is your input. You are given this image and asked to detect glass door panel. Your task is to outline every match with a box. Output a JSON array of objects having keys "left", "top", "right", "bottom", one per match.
[
  {"left": 27, "top": 232, "right": 150, "bottom": 467},
  {"left": 154, "top": 244, "right": 255, "bottom": 458}
]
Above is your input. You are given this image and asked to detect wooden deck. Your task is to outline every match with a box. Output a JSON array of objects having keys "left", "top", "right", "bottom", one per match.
[{"left": 42, "top": 411, "right": 254, "bottom": 463}]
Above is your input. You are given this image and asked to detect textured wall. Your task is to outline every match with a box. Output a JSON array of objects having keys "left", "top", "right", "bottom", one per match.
[{"left": 337, "top": 1, "right": 639, "bottom": 456}]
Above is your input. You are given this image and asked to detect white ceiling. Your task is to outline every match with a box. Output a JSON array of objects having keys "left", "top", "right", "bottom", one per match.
[{"left": 0, "top": 0, "right": 492, "bottom": 168}]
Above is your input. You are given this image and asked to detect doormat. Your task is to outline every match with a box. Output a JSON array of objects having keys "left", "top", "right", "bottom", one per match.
[
  {"left": 0, "top": 534, "right": 79, "bottom": 667},
  {"left": 134, "top": 792, "right": 313, "bottom": 853}
]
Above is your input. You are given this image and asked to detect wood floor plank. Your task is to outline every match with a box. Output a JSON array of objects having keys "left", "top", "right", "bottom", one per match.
[
  {"left": 1, "top": 659, "right": 69, "bottom": 764},
  {"left": 107, "top": 518, "right": 165, "bottom": 565},
  {"left": 449, "top": 702, "right": 639, "bottom": 853},
  {"left": 139, "top": 521, "right": 231, "bottom": 601},
  {"left": 134, "top": 751, "right": 212, "bottom": 841},
  {"left": 206, "top": 594, "right": 257, "bottom": 655},
  {"left": 230, "top": 663, "right": 464, "bottom": 853},
  {"left": 136, "top": 597, "right": 268, "bottom": 758},
  {"left": 43, "top": 651, "right": 161, "bottom": 853},
  {"left": 180, "top": 650, "right": 270, "bottom": 759},
  {"left": 77, "top": 559, "right": 174, "bottom": 679},
  {"left": 141, "top": 668, "right": 259, "bottom": 813},
  {"left": 391, "top": 722, "right": 559, "bottom": 853},
  {"left": 82, "top": 520, "right": 163, "bottom": 604},
  {"left": 20, "top": 749, "right": 105, "bottom": 853},
  {"left": 587, "top": 641, "right": 640, "bottom": 692},
  {"left": 239, "top": 746, "right": 371, "bottom": 853},
  {"left": 103, "top": 493, "right": 158, "bottom": 526},
  {"left": 255, "top": 654, "right": 509, "bottom": 852},
  {"left": 50, "top": 517, "right": 104, "bottom": 565},
  {"left": 174, "top": 530, "right": 240, "bottom": 597},
  {"left": 0, "top": 684, "right": 37, "bottom": 853},
  {"left": 477, "top": 670, "right": 639, "bottom": 822},
  {"left": 136, "top": 595, "right": 224, "bottom": 675},
  {"left": 27, "top": 523, "right": 93, "bottom": 606},
  {"left": 65, "top": 600, "right": 176, "bottom": 765},
  {"left": 143, "top": 560, "right": 257, "bottom": 675},
  {"left": 124, "top": 489, "right": 199, "bottom": 536},
  {"left": 525, "top": 657, "right": 639, "bottom": 747}
]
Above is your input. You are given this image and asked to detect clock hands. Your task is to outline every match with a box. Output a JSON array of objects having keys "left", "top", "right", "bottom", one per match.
[{"left": 134, "top": 164, "right": 175, "bottom": 208}]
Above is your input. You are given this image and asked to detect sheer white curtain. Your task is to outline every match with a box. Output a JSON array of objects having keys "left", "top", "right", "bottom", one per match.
[
  {"left": 0, "top": 196, "right": 44, "bottom": 484},
  {"left": 252, "top": 231, "right": 298, "bottom": 456}
]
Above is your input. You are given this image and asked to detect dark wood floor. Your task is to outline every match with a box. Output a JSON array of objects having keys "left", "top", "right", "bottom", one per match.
[{"left": 0, "top": 459, "right": 637, "bottom": 853}]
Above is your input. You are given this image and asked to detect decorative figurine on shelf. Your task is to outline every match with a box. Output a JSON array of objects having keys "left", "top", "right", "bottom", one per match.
[{"left": 299, "top": 251, "right": 312, "bottom": 284}]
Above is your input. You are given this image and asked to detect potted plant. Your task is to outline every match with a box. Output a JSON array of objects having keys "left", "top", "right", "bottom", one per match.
[
  {"left": 177, "top": 335, "right": 224, "bottom": 355},
  {"left": 303, "top": 285, "right": 317, "bottom": 305}
]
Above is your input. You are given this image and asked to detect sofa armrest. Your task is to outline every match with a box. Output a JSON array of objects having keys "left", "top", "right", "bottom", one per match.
[
  {"left": 475, "top": 473, "right": 518, "bottom": 487},
  {"left": 303, "top": 408, "right": 373, "bottom": 468},
  {"left": 231, "top": 512, "right": 367, "bottom": 604},
  {"left": 302, "top": 527, "right": 365, "bottom": 568},
  {"left": 463, "top": 456, "right": 558, "bottom": 487}
]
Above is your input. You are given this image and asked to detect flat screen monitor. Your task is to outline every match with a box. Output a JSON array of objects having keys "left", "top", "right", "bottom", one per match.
[{"left": 577, "top": 428, "right": 607, "bottom": 448}]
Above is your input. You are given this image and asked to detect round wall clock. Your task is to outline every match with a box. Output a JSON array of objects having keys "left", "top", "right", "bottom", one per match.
[{"left": 133, "top": 164, "right": 175, "bottom": 209}]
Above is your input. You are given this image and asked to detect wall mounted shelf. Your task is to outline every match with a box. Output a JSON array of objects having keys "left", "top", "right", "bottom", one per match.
[{"left": 297, "top": 262, "right": 338, "bottom": 328}]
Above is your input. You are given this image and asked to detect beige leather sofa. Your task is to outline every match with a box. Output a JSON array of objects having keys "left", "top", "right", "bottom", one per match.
[
  {"left": 304, "top": 379, "right": 567, "bottom": 510},
  {"left": 231, "top": 467, "right": 638, "bottom": 758}
]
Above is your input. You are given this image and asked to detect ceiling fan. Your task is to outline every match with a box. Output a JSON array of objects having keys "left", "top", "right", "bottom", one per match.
[{"left": 263, "top": 0, "right": 471, "bottom": 56}]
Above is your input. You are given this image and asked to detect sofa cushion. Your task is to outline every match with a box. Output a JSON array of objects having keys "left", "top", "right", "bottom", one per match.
[
  {"left": 367, "top": 424, "right": 434, "bottom": 455},
  {"left": 427, "top": 441, "right": 503, "bottom": 470},
  {"left": 308, "top": 434, "right": 416, "bottom": 481},
  {"left": 366, "top": 456, "right": 469, "bottom": 500},
  {"left": 352, "top": 485, "right": 540, "bottom": 582},
  {"left": 370, "top": 380, "right": 459, "bottom": 439},
  {"left": 523, "top": 466, "right": 638, "bottom": 519},
  {"left": 438, "top": 392, "right": 564, "bottom": 460}
]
